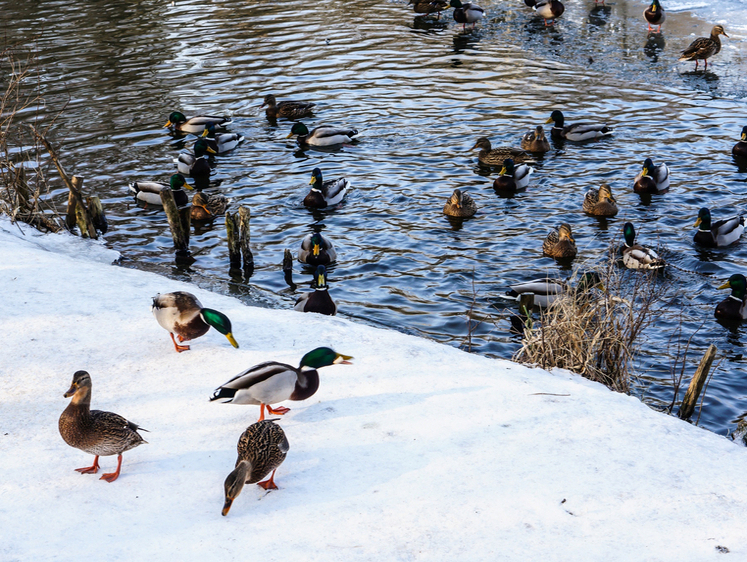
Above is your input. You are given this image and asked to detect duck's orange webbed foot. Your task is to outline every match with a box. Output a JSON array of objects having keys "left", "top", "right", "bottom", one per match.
[
  {"left": 75, "top": 455, "right": 100, "bottom": 474},
  {"left": 257, "top": 470, "right": 278, "bottom": 490},
  {"left": 170, "top": 333, "right": 190, "bottom": 353},
  {"left": 100, "top": 455, "right": 123, "bottom": 483}
]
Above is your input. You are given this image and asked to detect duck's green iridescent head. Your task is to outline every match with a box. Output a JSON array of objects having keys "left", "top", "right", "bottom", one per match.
[
  {"left": 546, "top": 110, "right": 564, "bottom": 127},
  {"left": 288, "top": 122, "right": 310, "bottom": 139},
  {"left": 299, "top": 347, "right": 353, "bottom": 369},
  {"left": 450, "top": 0, "right": 463, "bottom": 8},
  {"left": 170, "top": 174, "right": 191, "bottom": 191},
  {"left": 578, "top": 271, "right": 604, "bottom": 291},
  {"left": 623, "top": 222, "right": 637, "bottom": 246},
  {"left": 193, "top": 138, "right": 216, "bottom": 157},
  {"left": 719, "top": 274, "right": 747, "bottom": 300},
  {"left": 500, "top": 158, "right": 516, "bottom": 176},
  {"left": 641, "top": 158, "right": 654, "bottom": 176},
  {"left": 694, "top": 207, "right": 712, "bottom": 229},
  {"left": 314, "top": 265, "right": 328, "bottom": 289},
  {"left": 164, "top": 111, "right": 187, "bottom": 128},
  {"left": 649, "top": 0, "right": 661, "bottom": 11},
  {"left": 311, "top": 232, "right": 324, "bottom": 256},
  {"left": 201, "top": 124, "right": 217, "bottom": 139},
  {"left": 200, "top": 308, "right": 239, "bottom": 348},
  {"left": 309, "top": 167, "right": 323, "bottom": 186}
]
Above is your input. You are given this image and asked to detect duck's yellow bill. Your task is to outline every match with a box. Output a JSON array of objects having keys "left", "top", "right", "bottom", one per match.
[
  {"left": 201, "top": 129, "right": 209, "bottom": 137},
  {"left": 545, "top": 116, "right": 554, "bottom": 124},
  {"left": 222, "top": 499, "right": 233, "bottom": 516},
  {"left": 335, "top": 353, "right": 353, "bottom": 365},
  {"left": 693, "top": 218, "right": 702, "bottom": 227},
  {"left": 164, "top": 120, "right": 172, "bottom": 128},
  {"left": 718, "top": 281, "right": 732, "bottom": 290},
  {"left": 226, "top": 333, "right": 239, "bottom": 348},
  {"left": 286, "top": 132, "right": 295, "bottom": 139}
]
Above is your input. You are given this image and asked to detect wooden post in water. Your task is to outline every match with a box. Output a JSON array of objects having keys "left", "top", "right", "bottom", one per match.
[
  {"left": 678, "top": 344, "right": 717, "bottom": 420},
  {"left": 283, "top": 249, "right": 296, "bottom": 290},
  {"left": 225, "top": 212, "right": 242, "bottom": 271},
  {"left": 160, "top": 187, "right": 194, "bottom": 265},
  {"left": 238, "top": 206, "right": 254, "bottom": 277}
]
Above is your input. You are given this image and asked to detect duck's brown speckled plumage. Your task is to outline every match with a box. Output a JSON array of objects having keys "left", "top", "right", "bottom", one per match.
[
  {"left": 543, "top": 223, "right": 577, "bottom": 259},
  {"left": 679, "top": 25, "right": 728, "bottom": 68},
  {"left": 471, "top": 137, "right": 532, "bottom": 166},
  {"left": 583, "top": 183, "right": 619, "bottom": 217},
  {"left": 190, "top": 191, "right": 228, "bottom": 221},
  {"left": 443, "top": 189, "right": 477, "bottom": 218},
  {"left": 521, "top": 126, "right": 551, "bottom": 153},
  {"left": 262, "top": 94, "right": 315, "bottom": 120}
]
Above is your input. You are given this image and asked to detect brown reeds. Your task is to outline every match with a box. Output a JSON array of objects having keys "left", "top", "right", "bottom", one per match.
[{"left": 513, "top": 255, "right": 661, "bottom": 393}]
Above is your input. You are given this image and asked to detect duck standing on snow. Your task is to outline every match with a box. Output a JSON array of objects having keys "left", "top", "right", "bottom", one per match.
[
  {"left": 621, "top": 222, "right": 665, "bottom": 269},
  {"left": 533, "top": 0, "right": 564, "bottom": 25},
  {"left": 493, "top": 158, "right": 533, "bottom": 192},
  {"left": 633, "top": 157, "right": 669, "bottom": 194},
  {"left": 470, "top": 137, "right": 532, "bottom": 166},
  {"left": 59, "top": 371, "right": 147, "bottom": 483},
  {"left": 582, "top": 183, "right": 618, "bottom": 217},
  {"left": 298, "top": 232, "right": 337, "bottom": 266},
  {"left": 222, "top": 420, "right": 289, "bottom": 516},
  {"left": 190, "top": 191, "right": 229, "bottom": 221},
  {"left": 210, "top": 347, "right": 353, "bottom": 421},
  {"left": 261, "top": 94, "right": 315, "bottom": 120},
  {"left": 164, "top": 111, "right": 231, "bottom": 135},
  {"left": 449, "top": 0, "right": 484, "bottom": 30},
  {"left": 443, "top": 189, "right": 477, "bottom": 218},
  {"left": 201, "top": 124, "right": 244, "bottom": 154},
  {"left": 679, "top": 25, "right": 728, "bottom": 69},
  {"left": 287, "top": 122, "right": 358, "bottom": 146},
  {"left": 733, "top": 126, "right": 747, "bottom": 159},
  {"left": 175, "top": 138, "right": 216, "bottom": 190},
  {"left": 693, "top": 208, "right": 745, "bottom": 247},
  {"left": 716, "top": 274, "right": 747, "bottom": 320},
  {"left": 152, "top": 291, "right": 239, "bottom": 352},
  {"left": 546, "top": 110, "right": 613, "bottom": 141},
  {"left": 543, "top": 223, "right": 577, "bottom": 259},
  {"left": 643, "top": 0, "right": 665, "bottom": 32},
  {"left": 305, "top": 167, "right": 349, "bottom": 208},
  {"left": 294, "top": 265, "right": 337, "bottom": 315},
  {"left": 129, "top": 174, "right": 191, "bottom": 207},
  {"left": 521, "top": 125, "right": 551, "bottom": 153}
]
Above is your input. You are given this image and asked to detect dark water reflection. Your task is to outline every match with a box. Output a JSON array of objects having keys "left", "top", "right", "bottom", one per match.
[{"left": 2, "top": 0, "right": 747, "bottom": 436}]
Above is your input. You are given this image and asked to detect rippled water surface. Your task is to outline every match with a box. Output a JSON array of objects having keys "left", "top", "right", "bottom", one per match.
[{"left": 3, "top": 0, "right": 747, "bottom": 436}]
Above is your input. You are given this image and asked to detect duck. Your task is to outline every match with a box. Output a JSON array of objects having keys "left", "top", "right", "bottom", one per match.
[
  {"left": 505, "top": 272, "right": 603, "bottom": 308},
  {"left": 152, "top": 291, "right": 239, "bottom": 352},
  {"left": 294, "top": 265, "right": 337, "bottom": 315},
  {"left": 287, "top": 122, "right": 358, "bottom": 146},
  {"left": 546, "top": 110, "right": 613, "bottom": 141},
  {"left": 210, "top": 347, "right": 353, "bottom": 421},
  {"left": 470, "top": 137, "right": 533, "bottom": 166},
  {"left": 175, "top": 138, "right": 216, "bottom": 190},
  {"left": 543, "top": 223, "right": 577, "bottom": 259},
  {"left": 493, "top": 158, "right": 533, "bottom": 192},
  {"left": 305, "top": 167, "right": 349, "bottom": 208},
  {"left": 534, "top": 0, "right": 564, "bottom": 25},
  {"left": 261, "top": 94, "right": 316, "bottom": 120},
  {"left": 443, "top": 189, "right": 477, "bottom": 218},
  {"left": 222, "top": 420, "right": 290, "bottom": 516},
  {"left": 715, "top": 274, "right": 747, "bottom": 320},
  {"left": 59, "top": 370, "right": 147, "bottom": 483},
  {"left": 621, "top": 222, "right": 665, "bottom": 269},
  {"left": 679, "top": 25, "right": 728, "bottom": 69},
  {"left": 521, "top": 125, "right": 551, "bottom": 153},
  {"left": 190, "top": 191, "right": 229, "bottom": 221},
  {"left": 164, "top": 111, "right": 231, "bottom": 135},
  {"left": 298, "top": 232, "right": 337, "bottom": 266},
  {"left": 633, "top": 157, "right": 670, "bottom": 194},
  {"left": 693, "top": 208, "right": 745, "bottom": 247},
  {"left": 733, "top": 126, "right": 747, "bottom": 159},
  {"left": 201, "top": 124, "right": 244, "bottom": 154},
  {"left": 449, "top": 0, "right": 484, "bottom": 30},
  {"left": 410, "top": 0, "right": 448, "bottom": 17},
  {"left": 129, "top": 174, "right": 191, "bottom": 207},
  {"left": 583, "top": 183, "right": 618, "bottom": 217},
  {"left": 644, "top": 0, "right": 665, "bottom": 32}
]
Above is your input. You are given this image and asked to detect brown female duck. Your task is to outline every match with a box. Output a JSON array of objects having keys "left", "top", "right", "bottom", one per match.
[
  {"left": 679, "top": 25, "right": 728, "bottom": 69},
  {"left": 543, "top": 223, "right": 577, "bottom": 259},
  {"left": 470, "top": 137, "right": 532, "bottom": 166},
  {"left": 583, "top": 183, "right": 618, "bottom": 217}
]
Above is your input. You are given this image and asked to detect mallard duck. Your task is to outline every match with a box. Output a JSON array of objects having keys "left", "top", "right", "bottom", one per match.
[
  {"left": 633, "top": 157, "right": 669, "bottom": 194},
  {"left": 450, "top": 0, "right": 484, "bottom": 30},
  {"left": 521, "top": 125, "right": 551, "bottom": 153},
  {"left": 543, "top": 223, "right": 577, "bottom": 259},
  {"left": 644, "top": 0, "right": 665, "bottom": 32},
  {"left": 294, "top": 265, "right": 337, "bottom": 315},
  {"left": 261, "top": 94, "right": 316, "bottom": 120},
  {"left": 190, "top": 191, "right": 229, "bottom": 221},
  {"left": 129, "top": 174, "right": 191, "bottom": 207},
  {"left": 716, "top": 274, "right": 747, "bottom": 320},
  {"left": 201, "top": 124, "right": 244, "bottom": 154},
  {"left": 621, "top": 222, "right": 665, "bottom": 269},
  {"left": 305, "top": 167, "right": 349, "bottom": 208},
  {"left": 298, "top": 232, "right": 337, "bottom": 266},
  {"left": 546, "top": 110, "right": 613, "bottom": 141},
  {"left": 222, "top": 420, "right": 289, "bottom": 516},
  {"left": 470, "top": 137, "right": 532, "bottom": 166},
  {"left": 59, "top": 371, "right": 147, "bottom": 483},
  {"left": 733, "top": 126, "right": 747, "bottom": 159},
  {"left": 583, "top": 183, "right": 618, "bottom": 216},
  {"left": 443, "top": 189, "right": 477, "bottom": 218},
  {"left": 534, "top": 0, "right": 564, "bottom": 25},
  {"left": 152, "top": 291, "right": 239, "bottom": 352},
  {"left": 493, "top": 158, "right": 534, "bottom": 192},
  {"left": 164, "top": 111, "right": 231, "bottom": 135},
  {"left": 410, "top": 0, "right": 448, "bottom": 17},
  {"left": 210, "top": 347, "right": 353, "bottom": 421},
  {"left": 505, "top": 272, "right": 603, "bottom": 308},
  {"left": 693, "top": 208, "right": 745, "bottom": 247},
  {"left": 287, "top": 122, "right": 358, "bottom": 146},
  {"left": 679, "top": 25, "right": 728, "bottom": 69},
  {"left": 176, "top": 138, "right": 216, "bottom": 190}
]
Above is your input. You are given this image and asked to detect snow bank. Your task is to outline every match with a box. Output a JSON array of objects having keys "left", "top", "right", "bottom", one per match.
[{"left": 1, "top": 218, "right": 745, "bottom": 561}]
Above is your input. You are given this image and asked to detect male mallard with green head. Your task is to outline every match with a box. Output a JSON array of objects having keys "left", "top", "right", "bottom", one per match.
[
  {"left": 633, "top": 157, "right": 669, "bottom": 194},
  {"left": 222, "top": 420, "right": 289, "bottom": 516},
  {"left": 164, "top": 111, "right": 231, "bottom": 134},
  {"left": 261, "top": 94, "right": 316, "bottom": 120},
  {"left": 305, "top": 167, "right": 349, "bottom": 208},
  {"left": 298, "top": 232, "right": 337, "bottom": 266},
  {"left": 693, "top": 208, "right": 745, "bottom": 247},
  {"left": 733, "top": 126, "right": 747, "bottom": 159},
  {"left": 294, "top": 265, "right": 337, "bottom": 315},
  {"left": 175, "top": 138, "right": 216, "bottom": 190},
  {"left": 505, "top": 272, "right": 603, "bottom": 308},
  {"left": 679, "top": 25, "right": 728, "bottom": 69},
  {"left": 583, "top": 183, "right": 618, "bottom": 217},
  {"left": 621, "top": 222, "right": 665, "bottom": 269},
  {"left": 152, "top": 291, "right": 239, "bottom": 352},
  {"left": 546, "top": 110, "right": 613, "bottom": 141},
  {"left": 533, "top": 0, "right": 564, "bottom": 25},
  {"left": 716, "top": 274, "right": 747, "bottom": 320},
  {"left": 210, "top": 347, "right": 353, "bottom": 421},
  {"left": 470, "top": 137, "right": 532, "bottom": 166},
  {"left": 443, "top": 189, "right": 477, "bottom": 218},
  {"left": 543, "top": 223, "right": 577, "bottom": 259},
  {"left": 129, "top": 174, "right": 191, "bottom": 207},
  {"left": 288, "top": 122, "right": 358, "bottom": 146},
  {"left": 493, "top": 158, "right": 533, "bottom": 192},
  {"left": 59, "top": 371, "right": 147, "bottom": 483},
  {"left": 201, "top": 124, "right": 244, "bottom": 154},
  {"left": 644, "top": 0, "right": 665, "bottom": 32}
]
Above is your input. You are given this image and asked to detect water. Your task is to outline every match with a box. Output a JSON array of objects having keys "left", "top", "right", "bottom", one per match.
[{"left": 2, "top": 0, "right": 747, "bottom": 437}]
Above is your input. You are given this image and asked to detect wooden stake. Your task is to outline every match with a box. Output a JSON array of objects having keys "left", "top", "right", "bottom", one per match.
[
  {"left": 160, "top": 187, "right": 194, "bottom": 265},
  {"left": 71, "top": 176, "right": 97, "bottom": 239},
  {"left": 225, "top": 212, "right": 241, "bottom": 270},
  {"left": 678, "top": 344, "right": 717, "bottom": 420},
  {"left": 238, "top": 206, "right": 254, "bottom": 277}
]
